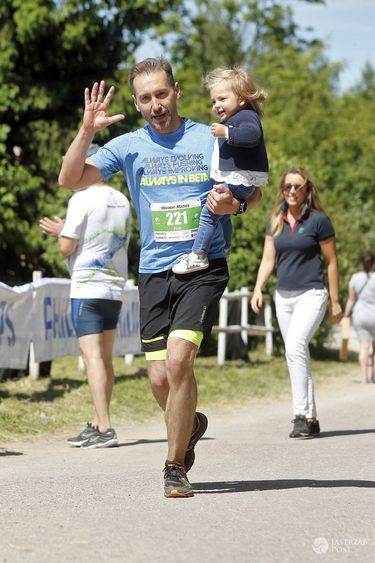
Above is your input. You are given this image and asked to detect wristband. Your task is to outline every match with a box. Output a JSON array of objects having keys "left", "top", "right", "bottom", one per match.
[{"left": 234, "top": 199, "right": 247, "bottom": 215}]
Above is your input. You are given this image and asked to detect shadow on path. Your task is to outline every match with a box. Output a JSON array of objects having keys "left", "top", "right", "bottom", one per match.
[
  {"left": 118, "top": 438, "right": 167, "bottom": 448},
  {"left": 0, "top": 449, "right": 23, "bottom": 457},
  {"left": 118, "top": 436, "right": 215, "bottom": 448},
  {"left": 193, "top": 479, "right": 375, "bottom": 494},
  {"left": 319, "top": 428, "right": 375, "bottom": 438}
]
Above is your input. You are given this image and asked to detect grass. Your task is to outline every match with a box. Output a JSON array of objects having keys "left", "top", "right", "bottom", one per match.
[{"left": 0, "top": 350, "right": 359, "bottom": 442}]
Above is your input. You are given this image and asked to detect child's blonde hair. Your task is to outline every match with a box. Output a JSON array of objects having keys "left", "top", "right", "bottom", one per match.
[{"left": 203, "top": 67, "right": 267, "bottom": 117}]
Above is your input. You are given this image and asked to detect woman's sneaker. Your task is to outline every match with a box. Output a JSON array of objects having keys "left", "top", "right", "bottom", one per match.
[
  {"left": 164, "top": 462, "right": 194, "bottom": 498},
  {"left": 172, "top": 252, "right": 209, "bottom": 274},
  {"left": 289, "top": 415, "right": 320, "bottom": 438},
  {"left": 80, "top": 428, "right": 118, "bottom": 449},
  {"left": 67, "top": 423, "right": 98, "bottom": 447}
]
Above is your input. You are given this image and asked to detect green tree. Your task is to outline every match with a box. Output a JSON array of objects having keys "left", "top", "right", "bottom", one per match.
[
  {"left": 157, "top": 1, "right": 338, "bottom": 291},
  {"left": 153, "top": 0, "right": 374, "bottom": 349},
  {"left": 2, "top": 0, "right": 374, "bottom": 354},
  {"left": 154, "top": 0, "right": 325, "bottom": 119},
  {"left": 0, "top": 0, "right": 182, "bottom": 283}
]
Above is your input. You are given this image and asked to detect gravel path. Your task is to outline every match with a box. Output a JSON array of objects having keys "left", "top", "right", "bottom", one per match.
[{"left": 1, "top": 374, "right": 375, "bottom": 563}]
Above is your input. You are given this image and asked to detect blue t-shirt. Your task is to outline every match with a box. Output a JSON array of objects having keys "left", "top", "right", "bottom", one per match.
[
  {"left": 91, "top": 119, "right": 226, "bottom": 273},
  {"left": 266, "top": 210, "right": 335, "bottom": 291}
]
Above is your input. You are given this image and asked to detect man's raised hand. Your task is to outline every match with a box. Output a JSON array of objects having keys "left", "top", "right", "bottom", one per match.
[{"left": 83, "top": 81, "right": 125, "bottom": 133}]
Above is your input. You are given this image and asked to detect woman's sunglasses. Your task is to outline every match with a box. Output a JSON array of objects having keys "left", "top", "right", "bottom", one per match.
[{"left": 283, "top": 182, "right": 306, "bottom": 194}]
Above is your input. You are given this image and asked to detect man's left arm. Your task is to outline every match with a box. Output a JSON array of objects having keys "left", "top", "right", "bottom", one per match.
[
  {"left": 39, "top": 216, "right": 78, "bottom": 257},
  {"left": 206, "top": 184, "right": 262, "bottom": 215}
]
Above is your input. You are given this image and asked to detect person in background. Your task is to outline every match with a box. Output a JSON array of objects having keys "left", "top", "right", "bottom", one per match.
[
  {"left": 40, "top": 151, "right": 131, "bottom": 448},
  {"left": 343, "top": 251, "right": 375, "bottom": 383},
  {"left": 173, "top": 66, "right": 267, "bottom": 274},
  {"left": 251, "top": 167, "right": 342, "bottom": 438}
]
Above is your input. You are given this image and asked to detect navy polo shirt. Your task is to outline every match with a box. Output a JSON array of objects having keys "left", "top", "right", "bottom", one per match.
[{"left": 266, "top": 210, "right": 335, "bottom": 291}]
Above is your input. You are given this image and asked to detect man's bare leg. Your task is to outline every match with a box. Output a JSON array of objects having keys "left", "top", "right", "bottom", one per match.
[
  {"left": 147, "top": 342, "right": 201, "bottom": 462},
  {"left": 102, "top": 329, "right": 116, "bottom": 409},
  {"left": 78, "top": 330, "right": 116, "bottom": 432},
  {"left": 147, "top": 359, "right": 169, "bottom": 410},
  {"left": 165, "top": 337, "right": 197, "bottom": 464},
  {"left": 147, "top": 342, "right": 205, "bottom": 483}
]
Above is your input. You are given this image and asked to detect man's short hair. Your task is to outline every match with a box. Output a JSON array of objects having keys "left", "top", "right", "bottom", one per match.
[{"left": 129, "top": 57, "right": 175, "bottom": 94}]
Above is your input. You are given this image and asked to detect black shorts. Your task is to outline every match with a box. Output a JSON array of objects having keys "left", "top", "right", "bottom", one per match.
[
  {"left": 71, "top": 298, "right": 122, "bottom": 337},
  {"left": 138, "top": 259, "right": 229, "bottom": 354}
]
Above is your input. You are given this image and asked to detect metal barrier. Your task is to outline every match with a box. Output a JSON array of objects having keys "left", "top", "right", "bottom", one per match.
[{"left": 212, "top": 287, "right": 274, "bottom": 366}]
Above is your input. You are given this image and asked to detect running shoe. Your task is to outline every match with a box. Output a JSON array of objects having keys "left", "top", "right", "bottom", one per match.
[
  {"left": 67, "top": 423, "right": 98, "bottom": 447},
  {"left": 289, "top": 415, "right": 320, "bottom": 438},
  {"left": 80, "top": 428, "right": 119, "bottom": 449},
  {"left": 164, "top": 462, "right": 194, "bottom": 498},
  {"left": 184, "top": 412, "right": 208, "bottom": 472}
]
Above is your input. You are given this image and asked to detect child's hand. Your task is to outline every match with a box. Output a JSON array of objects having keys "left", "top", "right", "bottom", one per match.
[{"left": 211, "top": 123, "right": 227, "bottom": 138}]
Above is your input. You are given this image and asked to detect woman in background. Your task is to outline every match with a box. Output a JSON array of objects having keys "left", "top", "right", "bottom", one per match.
[
  {"left": 343, "top": 251, "right": 375, "bottom": 383},
  {"left": 251, "top": 167, "right": 342, "bottom": 438}
]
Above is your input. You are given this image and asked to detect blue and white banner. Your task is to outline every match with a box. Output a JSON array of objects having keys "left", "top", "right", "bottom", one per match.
[
  {"left": 32, "top": 278, "right": 79, "bottom": 362},
  {"left": 114, "top": 285, "right": 141, "bottom": 356},
  {"left": 0, "top": 278, "right": 142, "bottom": 369},
  {"left": 0, "top": 282, "right": 34, "bottom": 369}
]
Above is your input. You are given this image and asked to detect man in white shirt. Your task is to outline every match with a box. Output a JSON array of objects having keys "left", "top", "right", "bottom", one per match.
[{"left": 40, "top": 174, "right": 131, "bottom": 448}]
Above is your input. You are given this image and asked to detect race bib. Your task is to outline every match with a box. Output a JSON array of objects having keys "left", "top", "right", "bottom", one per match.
[{"left": 151, "top": 199, "right": 202, "bottom": 242}]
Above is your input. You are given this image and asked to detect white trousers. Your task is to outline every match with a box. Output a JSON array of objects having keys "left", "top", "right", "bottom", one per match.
[{"left": 275, "top": 288, "right": 328, "bottom": 418}]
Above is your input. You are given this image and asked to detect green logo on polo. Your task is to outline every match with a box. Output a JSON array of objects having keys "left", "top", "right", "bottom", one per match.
[{"left": 298, "top": 226, "right": 305, "bottom": 234}]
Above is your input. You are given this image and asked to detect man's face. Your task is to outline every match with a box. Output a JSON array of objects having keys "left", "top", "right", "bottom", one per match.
[{"left": 132, "top": 70, "right": 181, "bottom": 134}]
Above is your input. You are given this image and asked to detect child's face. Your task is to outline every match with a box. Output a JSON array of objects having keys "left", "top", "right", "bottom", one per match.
[{"left": 210, "top": 82, "right": 245, "bottom": 122}]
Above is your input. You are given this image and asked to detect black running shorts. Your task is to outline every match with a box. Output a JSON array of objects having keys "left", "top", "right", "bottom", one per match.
[{"left": 138, "top": 259, "right": 229, "bottom": 354}]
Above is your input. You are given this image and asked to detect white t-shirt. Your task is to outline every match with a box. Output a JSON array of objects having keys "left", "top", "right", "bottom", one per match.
[
  {"left": 349, "top": 271, "right": 375, "bottom": 315},
  {"left": 60, "top": 184, "right": 131, "bottom": 300}
]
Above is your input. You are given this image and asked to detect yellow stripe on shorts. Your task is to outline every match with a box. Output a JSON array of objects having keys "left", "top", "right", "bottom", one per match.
[
  {"left": 168, "top": 329, "right": 203, "bottom": 348},
  {"left": 141, "top": 335, "right": 165, "bottom": 344},
  {"left": 145, "top": 349, "right": 167, "bottom": 361}
]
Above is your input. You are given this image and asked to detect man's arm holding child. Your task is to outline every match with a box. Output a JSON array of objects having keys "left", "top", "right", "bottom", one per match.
[{"left": 206, "top": 184, "right": 262, "bottom": 215}]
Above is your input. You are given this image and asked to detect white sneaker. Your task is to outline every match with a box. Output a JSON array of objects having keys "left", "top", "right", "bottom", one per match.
[{"left": 172, "top": 252, "right": 209, "bottom": 274}]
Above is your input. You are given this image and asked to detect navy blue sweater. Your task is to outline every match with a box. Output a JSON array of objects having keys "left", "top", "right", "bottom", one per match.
[{"left": 219, "top": 109, "right": 268, "bottom": 173}]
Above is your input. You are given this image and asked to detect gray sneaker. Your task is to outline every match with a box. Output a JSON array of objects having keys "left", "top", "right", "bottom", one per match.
[
  {"left": 289, "top": 415, "right": 320, "bottom": 438},
  {"left": 67, "top": 423, "right": 98, "bottom": 447},
  {"left": 80, "top": 428, "right": 118, "bottom": 449},
  {"left": 164, "top": 462, "right": 194, "bottom": 498}
]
